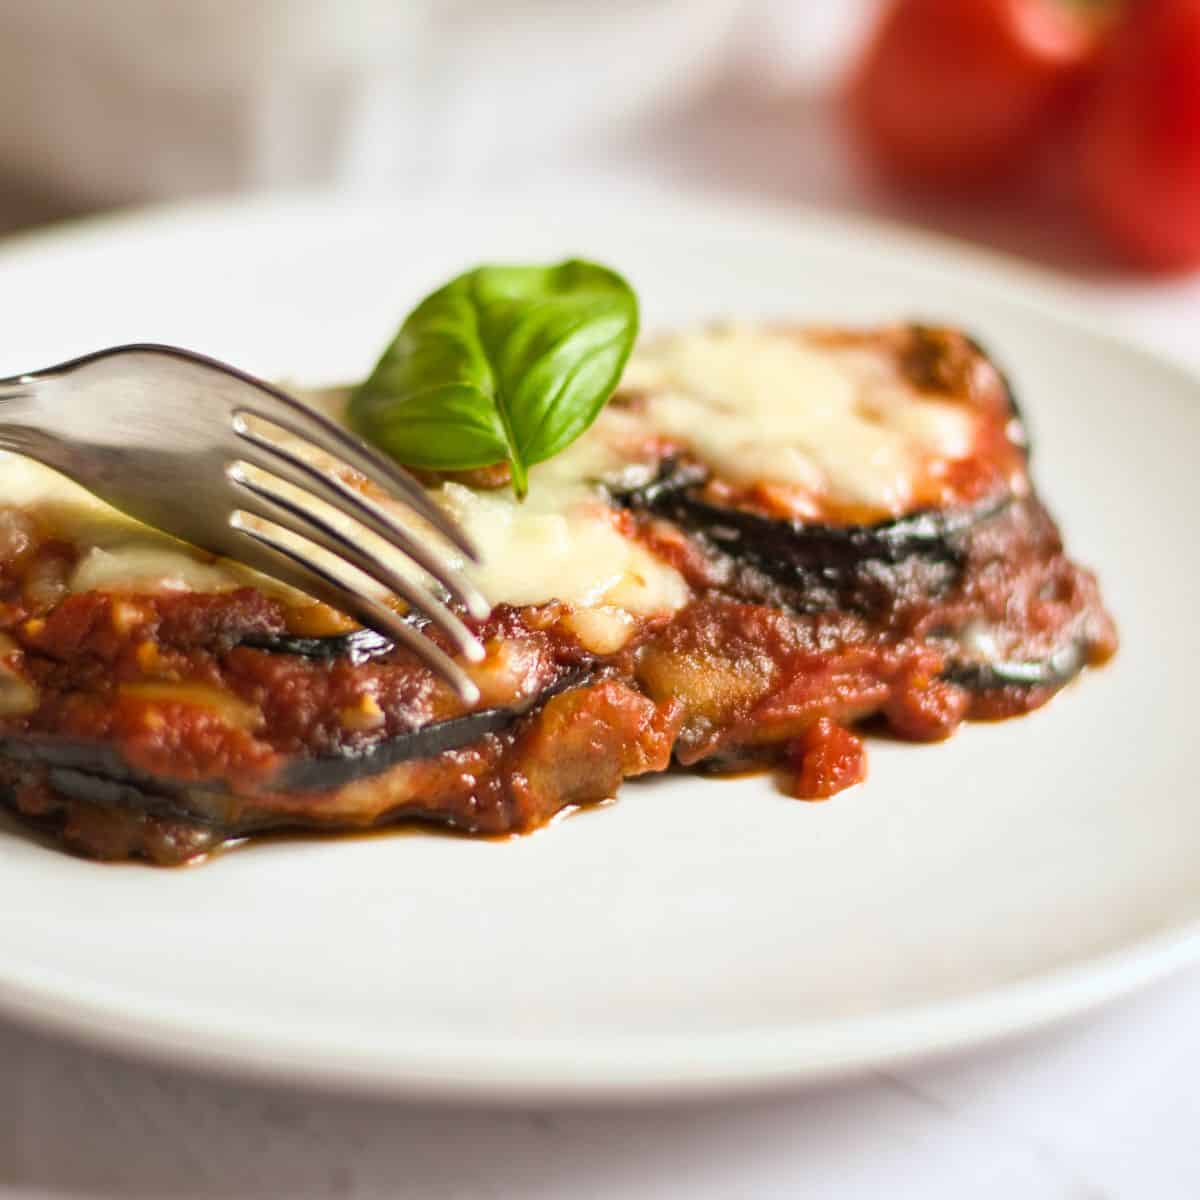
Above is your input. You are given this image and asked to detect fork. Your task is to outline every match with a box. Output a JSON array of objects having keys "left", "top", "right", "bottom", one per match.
[{"left": 0, "top": 344, "right": 490, "bottom": 703}]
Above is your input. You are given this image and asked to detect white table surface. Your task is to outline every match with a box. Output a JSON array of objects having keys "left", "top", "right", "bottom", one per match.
[
  {"left": 3, "top": 10, "right": 1200, "bottom": 1198},
  {"left": 4, "top": 962, "right": 1200, "bottom": 1200}
]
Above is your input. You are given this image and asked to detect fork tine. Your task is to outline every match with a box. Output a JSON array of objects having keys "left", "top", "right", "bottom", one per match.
[
  {"left": 232, "top": 400, "right": 481, "bottom": 564},
  {"left": 232, "top": 422, "right": 491, "bottom": 620},
  {"left": 229, "top": 521, "right": 482, "bottom": 705},
  {"left": 228, "top": 465, "right": 485, "bottom": 662},
  {"left": 23, "top": 344, "right": 473, "bottom": 564}
]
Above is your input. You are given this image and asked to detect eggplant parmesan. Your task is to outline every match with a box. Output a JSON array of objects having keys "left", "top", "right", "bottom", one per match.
[{"left": 0, "top": 323, "right": 1116, "bottom": 863}]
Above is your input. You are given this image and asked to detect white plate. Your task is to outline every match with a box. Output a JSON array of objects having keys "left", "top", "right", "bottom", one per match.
[{"left": 0, "top": 187, "right": 1194, "bottom": 1101}]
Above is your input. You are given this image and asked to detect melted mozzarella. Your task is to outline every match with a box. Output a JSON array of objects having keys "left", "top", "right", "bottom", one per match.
[
  {"left": 623, "top": 325, "right": 973, "bottom": 513},
  {"left": 0, "top": 325, "right": 977, "bottom": 620},
  {"left": 413, "top": 412, "right": 688, "bottom": 615},
  {"left": 0, "top": 453, "right": 268, "bottom": 595}
]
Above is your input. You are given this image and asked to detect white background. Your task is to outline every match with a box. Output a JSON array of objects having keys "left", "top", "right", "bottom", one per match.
[{"left": 1, "top": 3, "right": 1199, "bottom": 1196}]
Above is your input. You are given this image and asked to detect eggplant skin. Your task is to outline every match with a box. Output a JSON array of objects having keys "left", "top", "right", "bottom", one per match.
[
  {"left": 46, "top": 768, "right": 220, "bottom": 828},
  {"left": 0, "top": 667, "right": 597, "bottom": 840},
  {"left": 942, "top": 640, "right": 1086, "bottom": 692},
  {"left": 0, "top": 324, "right": 1115, "bottom": 864},
  {"left": 276, "top": 667, "right": 593, "bottom": 790},
  {"left": 612, "top": 460, "right": 1012, "bottom": 614},
  {"left": 4, "top": 642, "right": 1084, "bottom": 835},
  {"left": 0, "top": 735, "right": 236, "bottom": 830},
  {"left": 239, "top": 628, "right": 394, "bottom": 663}
]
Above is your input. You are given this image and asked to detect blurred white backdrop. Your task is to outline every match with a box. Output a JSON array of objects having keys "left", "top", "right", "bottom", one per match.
[
  {"left": 0, "top": 1, "right": 729, "bottom": 203},
  {"left": 0, "top": 1, "right": 882, "bottom": 220}
]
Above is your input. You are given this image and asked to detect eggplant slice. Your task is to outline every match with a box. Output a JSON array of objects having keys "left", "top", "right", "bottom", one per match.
[
  {"left": 942, "top": 640, "right": 1087, "bottom": 691},
  {"left": 0, "top": 667, "right": 596, "bottom": 837},
  {"left": 613, "top": 460, "right": 1089, "bottom": 693},
  {"left": 275, "top": 666, "right": 594, "bottom": 791},
  {"left": 239, "top": 627, "right": 395, "bottom": 663},
  {"left": 611, "top": 459, "right": 1014, "bottom": 614}
]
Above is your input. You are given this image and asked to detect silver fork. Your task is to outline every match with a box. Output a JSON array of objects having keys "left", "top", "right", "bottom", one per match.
[{"left": 0, "top": 344, "right": 490, "bottom": 703}]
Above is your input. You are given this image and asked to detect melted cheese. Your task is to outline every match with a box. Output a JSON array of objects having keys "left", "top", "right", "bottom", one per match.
[
  {"left": 622, "top": 325, "right": 973, "bottom": 513},
  {"left": 0, "top": 453, "right": 268, "bottom": 595},
  {"left": 414, "top": 415, "right": 688, "bottom": 615},
  {"left": 0, "top": 325, "right": 978, "bottom": 620}
]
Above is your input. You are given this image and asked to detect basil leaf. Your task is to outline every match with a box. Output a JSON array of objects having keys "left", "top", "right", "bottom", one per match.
[{"left": 347, "top": 259, "right": 638, "bottom": 498}]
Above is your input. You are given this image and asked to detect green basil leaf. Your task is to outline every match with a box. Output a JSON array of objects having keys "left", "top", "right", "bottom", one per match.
[{"left": 347, "top": 259, "right": 638, "bottom": 498}]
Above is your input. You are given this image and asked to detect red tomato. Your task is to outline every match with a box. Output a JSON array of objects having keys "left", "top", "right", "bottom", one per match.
[
  {"left": 848, "top": 0, "right": 1114, "bottom": 189},
  {"left": 1082, "top": 0, "right": 1200, "bottom": 271}
]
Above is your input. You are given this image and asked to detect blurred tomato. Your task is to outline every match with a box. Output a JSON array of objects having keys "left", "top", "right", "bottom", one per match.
[
  {"left": 848, "top": 0, "right": 1114, "bottom": 189},
  {"left": 1082, "top": 0, "right": 1200, "bottom": 271}
]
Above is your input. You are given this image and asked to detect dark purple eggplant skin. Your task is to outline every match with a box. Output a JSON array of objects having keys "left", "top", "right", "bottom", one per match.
[
  {"left": 0, "top": 734, "right": 231, "bottom": 827},
  {"left": 611, "top": 460, "right": 1013, "bottom": 614},
  {"left": 611, "top": 457, "right": 1082, "bottom": 693},
  {"left": 275, "top": 677, "right": 560, "bottom": 789},
  {"left": 0, "top": 733, "right": 236, "bottom": 826},
  {"left": 275, "top": 666, "right": 592, "bottom": 790},
  {"left": 48, "top": 768, "right": 223, "bottom": 827},
  {"left": 942, "top": 640, "right": 1085, "bottom": 692},
  {"left": 273, "top": 682, "right": 566, "bottom": 792},
  {"left": 0, "top": 668, "right": 596, "bottom": 835},
  {"left": 239, "top": 628, "right": 395, "bottom": 663},
  {"left": 1, "top": 636, "right": 1081, "bottom": 840}
]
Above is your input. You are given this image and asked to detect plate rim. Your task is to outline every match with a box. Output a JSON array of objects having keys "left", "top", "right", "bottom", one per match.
[
  {"left": 0, "top": 184, "right": 1195, "bottom": 1101},
  {"left": 0, "top": 914, "right": 1197, "bottom": 1101}
]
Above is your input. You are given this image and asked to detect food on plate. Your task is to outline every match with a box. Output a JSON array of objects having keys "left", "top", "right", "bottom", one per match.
[{"left": 0, "top": 263, "right": 1116, "bottom": 864}]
